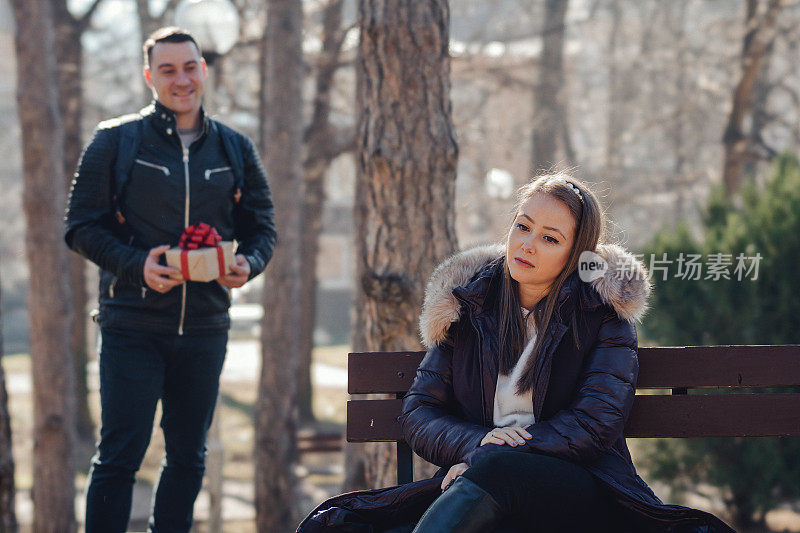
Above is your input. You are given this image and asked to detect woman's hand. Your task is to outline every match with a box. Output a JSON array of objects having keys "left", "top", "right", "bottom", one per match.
[
  {"left": 441, "top": 462, "right": 469, "bottom": 491},
  {"left": 480, "top": 426, "right": 532, "bottom": 447}
]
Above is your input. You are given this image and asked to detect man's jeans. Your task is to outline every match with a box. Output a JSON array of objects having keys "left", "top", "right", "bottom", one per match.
[{"left": 85, "top": 327, "right": 228, "bottom": 533}]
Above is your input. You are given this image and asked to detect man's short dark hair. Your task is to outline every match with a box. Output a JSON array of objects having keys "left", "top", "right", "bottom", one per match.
[{"left": 143, "top": 27, "right": 203, "bottom": 67}]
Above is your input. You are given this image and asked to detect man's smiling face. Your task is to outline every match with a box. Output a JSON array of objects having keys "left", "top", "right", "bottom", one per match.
[{"left": 144, "top": 41, "right": 207, "bottom": 127}]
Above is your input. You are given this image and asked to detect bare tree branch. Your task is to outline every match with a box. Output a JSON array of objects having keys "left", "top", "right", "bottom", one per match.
[
  {"left": 77, "top": 0, "right": 104, "bottom": 29},
  {"left": 229, "top": 38, "right": 264, "bottom": 53},
  {"left": 721, "top": 0, "right": 784, "bottom": 194},
  {"left": 157, "top": 0, "right": 183, "bottom": 19}
]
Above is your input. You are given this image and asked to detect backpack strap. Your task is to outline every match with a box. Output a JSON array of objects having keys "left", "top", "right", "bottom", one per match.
[{"left": 112, "top": 119, "right": 143, "bottom": 222}]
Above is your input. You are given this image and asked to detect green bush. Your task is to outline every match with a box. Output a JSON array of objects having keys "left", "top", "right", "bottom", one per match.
[{"left": 641, "top": 154, "right": 800, "bottom": 528}]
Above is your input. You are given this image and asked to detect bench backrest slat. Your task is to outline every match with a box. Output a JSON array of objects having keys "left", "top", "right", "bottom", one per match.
[
  {"left": 347, "top": 346, "right": 800, "bottom": 443},
  {"left": 347, "top": 347, "right": 800, "bottom": 393},
  {"left": 347, "top": 399, "right": 404, "bottom": 442},
  {"left": 348, "top": 351, "right": 423, "bottom": 394},
  {"left": 637, "top": 345, "right": 800, "bottom": 388},
  {"left": 626, "top": 394, "right": 800, "bottom": 437}
]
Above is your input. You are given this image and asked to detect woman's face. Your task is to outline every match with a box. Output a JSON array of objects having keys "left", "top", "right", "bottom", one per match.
[{"left": 506, "top": 193, "right": 576, "bottom": 306}]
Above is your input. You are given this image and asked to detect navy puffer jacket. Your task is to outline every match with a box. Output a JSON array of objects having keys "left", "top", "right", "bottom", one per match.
[{"left": 299, "top": 245, "right": 734, "bottom": 533}]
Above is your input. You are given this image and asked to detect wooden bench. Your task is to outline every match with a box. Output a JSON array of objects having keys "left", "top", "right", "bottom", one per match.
[
  {"left": 346, "top": 345, "right": 800, "bottom": 484},
  {"left": 297, "top": 431, "right": 343, "bottom": 454}
]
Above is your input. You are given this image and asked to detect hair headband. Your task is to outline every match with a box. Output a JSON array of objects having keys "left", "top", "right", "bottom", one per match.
[{"left": 564, "top": 181, "right": 584, "bottom": 203}]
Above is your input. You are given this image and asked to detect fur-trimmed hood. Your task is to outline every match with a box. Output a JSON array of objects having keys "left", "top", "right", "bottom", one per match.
[{"left": 419, "top": 243, "right": 651, "bottom": 348}]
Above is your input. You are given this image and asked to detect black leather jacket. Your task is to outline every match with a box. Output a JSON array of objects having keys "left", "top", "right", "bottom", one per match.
[{"left": 65, "top": 101, "right": 276, "bottom": 334}]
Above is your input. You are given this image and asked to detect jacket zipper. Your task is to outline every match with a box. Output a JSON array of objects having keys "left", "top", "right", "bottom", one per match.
[
  {"left": 204, "top": 166, "right": 231, "bottom": 180},
  {"left": 475, "top": 319, "right": 488, "bottom": 428},
  {"left": 135, "top": 158, "right": 171, "bottom": 176},
  {"left": 466, "top": 310, "right": 489, "bottom": 428},
  {"left": 178, "top": 146, "right": 190, "bottom": 335}
]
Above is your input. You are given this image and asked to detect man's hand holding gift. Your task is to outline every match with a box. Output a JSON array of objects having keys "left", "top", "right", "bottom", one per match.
[
  {"left": 144, "top": 244, "right": 183, "bottom": 293},
  {"left": 218, "top": 254, "right": 250, "bottom": 288}
]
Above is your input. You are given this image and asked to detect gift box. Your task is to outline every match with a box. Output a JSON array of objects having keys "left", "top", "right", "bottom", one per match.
[{"left": 165, "top": 223, "right": 235, "bottom": 282}]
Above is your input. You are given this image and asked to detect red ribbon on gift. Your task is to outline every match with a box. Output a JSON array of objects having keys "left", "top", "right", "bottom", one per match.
[{"left": 177, "top": 222, "right": 225, "bottom": 280}]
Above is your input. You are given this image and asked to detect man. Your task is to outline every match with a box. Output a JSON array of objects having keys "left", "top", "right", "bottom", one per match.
[{"left": 65, "top": 27, "right": 275, "bottom": 532}]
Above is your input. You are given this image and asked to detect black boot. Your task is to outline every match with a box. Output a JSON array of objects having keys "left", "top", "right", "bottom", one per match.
[{"left": 412, "top": 476, "right": 501, "bottom": 533}]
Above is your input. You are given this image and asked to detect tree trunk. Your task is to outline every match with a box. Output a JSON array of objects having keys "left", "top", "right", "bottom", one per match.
[
  {"left": 669, "top": 0, "right": 689, "bottom": 221},
  {"left": 298, "top": 0, "right": 350, "bottom": 423},
  {"left": 721, "top": 0, "right": 783, "bottom": 196},
  {"left": 743, "top": 38, "right": 775, "bottom": 179},
  {"left": 135, "top": 0, "right": 181, "bottom": 43},
  {"left": 0, "top": 278, "right": 18, "bottom": 533},
  {"left": 531, "top": 0, "right": 572, "bottom": 173},
  {"left": 53, "top": 0, "right": 95, "bottom": 443},
  {"left": 670, "top": 1, "right": 688, "bottom": 178},
  {"left": 11, "top": 0, "right": 77, "bottom": 531},
  {"left": 730, "top": 489, "right": 758, "bottom": 530},
  {"left": 348, "top": 0, "right": 459, "bottom": 490},
  {"left": 255, "top": 0, "right": 304, "bottom": 531},
  {"left": 604, "top": 0, "right": 622, "bottom": 175},
  {"left": 136, "top": 0, "right": 159, "bottom": 41}
]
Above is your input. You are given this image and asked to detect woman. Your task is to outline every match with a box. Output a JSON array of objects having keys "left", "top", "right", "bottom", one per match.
[{"left": 298, "top": 175, "right": 733, "bottom": 532}]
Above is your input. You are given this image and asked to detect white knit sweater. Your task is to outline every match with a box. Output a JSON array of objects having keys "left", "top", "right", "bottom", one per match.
[{"left": 493, "top": 313, "right": 537, "bottom": 428}]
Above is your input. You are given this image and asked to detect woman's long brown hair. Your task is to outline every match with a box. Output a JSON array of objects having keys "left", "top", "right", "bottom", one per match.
[{"left": 496, "top": 174, "right": 604, "bottom": 394}]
